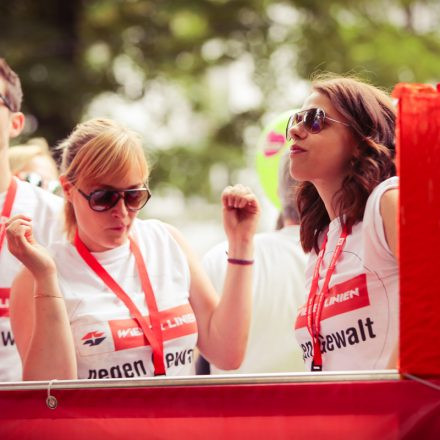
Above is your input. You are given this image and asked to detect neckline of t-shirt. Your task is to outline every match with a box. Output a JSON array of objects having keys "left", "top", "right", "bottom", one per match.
[{"left": 90, "top": 240, "right": 131, "bottom": 264}]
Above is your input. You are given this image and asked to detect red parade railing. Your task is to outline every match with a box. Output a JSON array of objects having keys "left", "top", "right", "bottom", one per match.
[{"left": 1, "top": 84, "right": 439, "bottom": 439}]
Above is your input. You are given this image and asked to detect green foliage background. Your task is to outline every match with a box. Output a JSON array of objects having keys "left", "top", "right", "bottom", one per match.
[{"left": 1, "top": 0, "right": 439, "bottom": 200}]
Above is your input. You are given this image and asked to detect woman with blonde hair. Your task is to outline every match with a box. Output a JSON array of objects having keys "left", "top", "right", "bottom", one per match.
[
  {"left": 7, "top": 118, "right": 260, "bottom": 380},
  {"left": 288, "top": 76, "right": 398, "bottom": 371},
  {"left": 8, "top": 138, "right": 60, "bottom": 194}
]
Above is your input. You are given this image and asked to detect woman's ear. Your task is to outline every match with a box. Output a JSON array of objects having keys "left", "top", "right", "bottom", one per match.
[
  {"left": 9, "top": 112, "right": 25, "bottom": 139},
  {"left": 59, "top": 175, "right": 73, "bottom": 201}
]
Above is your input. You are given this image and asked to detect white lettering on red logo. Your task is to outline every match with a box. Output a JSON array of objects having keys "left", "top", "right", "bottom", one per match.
[
  {"left": 0, "top": 288, "right": 10, "bottom": 318},
  {"left": 109, "top": 304, "right": 198, "bottom": 351},
  {"left": 295, "top": 274, "right": 370, "bottom": 329}
]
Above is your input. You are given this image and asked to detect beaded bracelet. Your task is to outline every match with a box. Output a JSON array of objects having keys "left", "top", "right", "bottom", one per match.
[{"left": 227, "top": 258, "right": 254, "bottom": 265}]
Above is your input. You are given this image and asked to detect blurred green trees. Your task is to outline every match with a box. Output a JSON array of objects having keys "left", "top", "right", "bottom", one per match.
[{"left": 1, "top": 0, "right": 439, "bottom": 199}]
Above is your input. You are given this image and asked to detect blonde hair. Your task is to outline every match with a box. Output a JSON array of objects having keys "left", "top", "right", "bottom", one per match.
[
  {"left": 8, "top": 138, "right": 57, "bottom": 175},
  {"left": 58, "top": 118, "right": 149, "bottom": 240}
]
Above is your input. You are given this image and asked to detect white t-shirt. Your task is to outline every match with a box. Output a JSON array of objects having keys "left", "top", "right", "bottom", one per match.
[
  {"left": 0, "top": 178, "right": 63, "bottom": 381},
  {"left": 294, "top": 177, "right": 399, "bottom": 371},
  {"left": 50, "top": 219, "right": 198, "bottom": 379},
  {"left": 203, "top": 225, "right": 308, "bottom": 374}
]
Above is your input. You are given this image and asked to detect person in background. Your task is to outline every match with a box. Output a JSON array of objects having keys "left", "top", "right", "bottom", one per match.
[
  {"left": 8, "top": 138, "right": 61, "bottom": 194},
  {"left": 288, "top": 75, "right": 398, "bottom": 371},
  {"left": 7, "top": 118, "right": 260, "bottom": 380},
  {"left": 0, "top": 58, "right": 62, "bottom": 382},
  {"left": 199, "top": 153, "right": 308, "bottom": 374}
]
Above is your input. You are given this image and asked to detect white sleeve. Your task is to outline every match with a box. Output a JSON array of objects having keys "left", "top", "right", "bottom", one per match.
[{"left": 362, "top": 176, "right": 399, "bottom": 273}]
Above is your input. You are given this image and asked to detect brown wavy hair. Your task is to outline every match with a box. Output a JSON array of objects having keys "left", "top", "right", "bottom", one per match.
[{"left": 297, "top": 75, "right": 396, "bottom": 253}]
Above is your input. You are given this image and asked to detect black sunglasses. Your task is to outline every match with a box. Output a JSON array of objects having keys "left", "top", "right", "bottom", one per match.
[
  {"left": 0, "top": 92, "right": 13, "bottom": 112},
  {"left": 286, "top": 108, "right": 350, "bottom": 140},
  {"left": 77, "top": 186, "right": 151, "bottom": 212}
]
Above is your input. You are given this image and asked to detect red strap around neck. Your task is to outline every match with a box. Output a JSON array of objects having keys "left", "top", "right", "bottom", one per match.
[
  {"left": 306, "top": 224, "right": 349, "bottom": 371},
  {"left": 0, "top": 178, "right": 18, "bottom": 256},
  {"left": 74, "top": 230, "right": 166, "bottom": 376}
]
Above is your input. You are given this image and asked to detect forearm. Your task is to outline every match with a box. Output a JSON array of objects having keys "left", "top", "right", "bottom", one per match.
[
  {"left": 171, "top": 184, "right": 260, "bottom": 371},
  {"left": 23, "top": 275, "right": 77, "bottom": 381},
  {"left": 202, "top": 240, "right": 254, "bottom": 370}
]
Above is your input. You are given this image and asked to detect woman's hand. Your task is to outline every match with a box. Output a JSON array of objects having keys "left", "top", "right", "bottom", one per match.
[
  {"left": 6, "top": 214, "right": 56, "bottom": 281},
  {"left": 221, "top": 184, "right": 260, "bottom": 251}
]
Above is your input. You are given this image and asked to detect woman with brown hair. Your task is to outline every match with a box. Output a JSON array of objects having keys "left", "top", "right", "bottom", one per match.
[
  {"left": 6, "top": 118, "right": 260, "bottom": 380},
  {"left": 288, "top": 76, "right": 398, "bottom": 371}
]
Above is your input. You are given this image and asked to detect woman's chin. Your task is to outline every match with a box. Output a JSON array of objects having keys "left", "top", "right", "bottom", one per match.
[
  {"left": 98, "top": 233, "right": 129, "bottom": 251},
  {"left": 111, "top": 235, "right": 129, "bottom": 247},
  {"left": 289, "top": 169, "right": 308, "bottom": 182}
]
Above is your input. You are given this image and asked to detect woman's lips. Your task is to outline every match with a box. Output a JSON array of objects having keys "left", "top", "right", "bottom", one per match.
[
  {"left": 290, "top": 145, "right": 306, "bottom": 154},
  {"left": 108, "top": 225, "right": 127, "bottom": 232}
]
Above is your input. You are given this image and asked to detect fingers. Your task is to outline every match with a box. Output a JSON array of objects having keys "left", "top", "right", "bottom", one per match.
[
  {"left": 5, "top": 214, "right": 32, "bottom": 237},
  {"left": 6, "top": 214, "right": 32, "bottom": 224},
  {"left": 222, "top": 184, "right": 259, "bottom": 211},
  {"left": 6, "top": 216, "right": 35, "bottom": 255}
]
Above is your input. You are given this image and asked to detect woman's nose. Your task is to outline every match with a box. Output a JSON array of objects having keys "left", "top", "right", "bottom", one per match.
[
  {"left": 288, "top": 121, "right": 307, "bottom": 140},
  {"left": 111, "top": 195, "right": 128, "bottom": 217}
]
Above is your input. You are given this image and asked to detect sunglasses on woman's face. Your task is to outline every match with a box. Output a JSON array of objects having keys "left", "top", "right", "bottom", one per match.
[
  {"left": 21, "top": 172, "right": 61, "bottom": 194},
  {"left": 0, "top": 92, "right": 13, "bottom": 112},
  {"left": 77, "top": 186, "right": 151, "bottom": 212},
  {"left": 285, "top": 108, "right": 350, "bottom": 140}
]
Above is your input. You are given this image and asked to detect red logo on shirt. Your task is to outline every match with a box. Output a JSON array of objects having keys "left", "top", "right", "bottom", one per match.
[
  {"left": 0, "top": 288, "right": 10, "bottom": 317},
  {"left": 109, "top": 303, "right": 198, "bottom": 351},
  {"left": 295, "top": 274, "right": 370, "bottom": 329},
  {"left": 82, "top": 331, "right": 106, "bottom": 346}
]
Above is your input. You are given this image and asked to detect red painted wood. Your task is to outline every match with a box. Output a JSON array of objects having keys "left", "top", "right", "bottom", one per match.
[
  {"left": 393, "top": 83, "right": 440, "bottom": 376},
  {"left": 0, "top": 379, "right": 439, "bottom": 438}
]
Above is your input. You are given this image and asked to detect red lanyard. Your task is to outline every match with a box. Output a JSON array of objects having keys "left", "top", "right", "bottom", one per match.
[
  {"left": 306, "top": 224, "right": 348, "bottom": 371},
  {"left": 74, "top": 230, "right": 166, "bottom": 376},
  {"left": 0, "top": 178, "right": 18, "bottom": 257}
]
